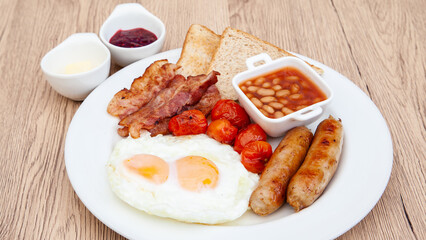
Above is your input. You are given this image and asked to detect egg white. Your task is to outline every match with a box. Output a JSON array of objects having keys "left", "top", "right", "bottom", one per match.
[{"left": 107, "top": 131, "right": 259, "bottom": 224}]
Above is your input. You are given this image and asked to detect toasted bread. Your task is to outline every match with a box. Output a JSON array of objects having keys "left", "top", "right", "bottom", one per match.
[
  {"left": 207, "top": 27, "right": 324, "bottom": 100},
  {"left": 177, "top": 24, "right": 221, "bottom": 76}
]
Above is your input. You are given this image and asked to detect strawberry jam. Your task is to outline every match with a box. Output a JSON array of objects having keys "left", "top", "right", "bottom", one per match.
[{"left": 109, "top": 28, "right": 157, "bottom": 48}]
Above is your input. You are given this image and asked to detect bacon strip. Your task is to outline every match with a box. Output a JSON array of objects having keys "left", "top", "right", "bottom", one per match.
[
  {"left": 148, "top": 85, "right": 221, "bottom": 136},
  {"left": 120, "top": 71, "right": 219, "bottom": 138},
  {"left": 148, "top": 118, "right": 171, "bottom": 136},
  {"left": 107, "top": 60, "right": 180, "bottom": 119},
  {"left": 187, "top": 85, "right": 221, "bottom": 115},
  {"left": 117, "top": 127, "right": 130, "bottom": 137}
]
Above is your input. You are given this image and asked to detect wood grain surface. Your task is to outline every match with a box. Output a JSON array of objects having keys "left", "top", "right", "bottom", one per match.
[{"left": 0, "top": 0, "right": 424, "bottom": 239}]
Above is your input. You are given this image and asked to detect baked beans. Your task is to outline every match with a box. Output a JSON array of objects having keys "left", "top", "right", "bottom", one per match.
[{"left": 239, "top": 67, "right": 326, "bottom": 119}]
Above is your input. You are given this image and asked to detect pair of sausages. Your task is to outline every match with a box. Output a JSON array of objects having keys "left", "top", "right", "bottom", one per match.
[{"left": 249, "top": 116, "right": 343, "bottom": 215}]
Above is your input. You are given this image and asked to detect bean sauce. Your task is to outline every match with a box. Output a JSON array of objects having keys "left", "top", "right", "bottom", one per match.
[{"left": 239, "top": 67, "right": 326, "bottom": 119}]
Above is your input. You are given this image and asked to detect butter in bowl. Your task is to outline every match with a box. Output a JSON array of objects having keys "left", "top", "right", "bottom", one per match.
[{"left": 40, "top": 33, "right": 111, "bottom": 101}]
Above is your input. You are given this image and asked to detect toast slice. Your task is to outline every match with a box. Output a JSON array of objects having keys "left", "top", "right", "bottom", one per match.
[
  {"left": 177, "top": 24, "right": 221, "bottom": 76},
  {"left": 207, "top": 27, "right": 324, "bottom": 100}
]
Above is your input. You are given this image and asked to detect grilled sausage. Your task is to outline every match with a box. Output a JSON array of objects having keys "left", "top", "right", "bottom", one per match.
[
  {"left": 249, "top": 126, "right": 313, "bottom": 216},
  {"left": 287, "top": 116, "right": 344, "bottom": 211}
]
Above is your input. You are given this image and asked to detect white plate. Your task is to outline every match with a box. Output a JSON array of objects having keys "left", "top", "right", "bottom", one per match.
[{"left": 65, "top": 49, "right": 393, "bottom": 240}]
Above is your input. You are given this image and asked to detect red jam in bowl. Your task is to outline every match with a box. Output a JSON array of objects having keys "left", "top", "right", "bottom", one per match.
[{"left": 109, "top": 28, "right": 157, "bottom": 48}]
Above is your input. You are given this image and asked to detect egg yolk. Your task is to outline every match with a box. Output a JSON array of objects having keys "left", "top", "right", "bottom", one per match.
[
  {"left": 124, "top": 154, "right": 169, "bottom": 184},
  {"left": 176, "top": 156, "right": 219, "bottom": 192}
]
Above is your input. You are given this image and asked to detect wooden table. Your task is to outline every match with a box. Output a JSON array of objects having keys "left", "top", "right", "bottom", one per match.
[{"left": 1, "top": 0, "right": 424, "bottom": 239}]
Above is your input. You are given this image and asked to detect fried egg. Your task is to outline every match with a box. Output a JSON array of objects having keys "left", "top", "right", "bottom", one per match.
[{"left": 107, "top": 132, "right": 259, "bottom": 224}]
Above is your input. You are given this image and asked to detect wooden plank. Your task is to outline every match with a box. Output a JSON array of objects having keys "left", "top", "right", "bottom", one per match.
[
  {"left": 0, "top": 0, "right": 424, "bottom": 239},
  {"left": 332, "top": 0, "right": 426, "bottom": 239}
]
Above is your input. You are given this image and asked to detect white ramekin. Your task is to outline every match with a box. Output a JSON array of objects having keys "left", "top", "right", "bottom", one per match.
[
  {"left": 41, "top": 33, "right": 111, "bottom": 101},
  {"left": 232, "top": 53, "right": 333, "bottom": 137},
  {"left": 99, "top": 3, "right": 166, "bottom": 67}
]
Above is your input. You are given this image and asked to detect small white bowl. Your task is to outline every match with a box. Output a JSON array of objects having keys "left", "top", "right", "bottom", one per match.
[
  {"left": 41, "top": 33, "right": 111, "bottom": 101},
  {"left": 232, "top": 53, "right": 333, "bottom": 137},
  {"left": 99, "top": 3, "right": 166, "bottom": 67}
]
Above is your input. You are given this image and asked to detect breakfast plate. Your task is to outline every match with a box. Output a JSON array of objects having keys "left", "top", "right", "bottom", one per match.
[{"left": 65, "top": 48, "right": 393, "bottom": 240}]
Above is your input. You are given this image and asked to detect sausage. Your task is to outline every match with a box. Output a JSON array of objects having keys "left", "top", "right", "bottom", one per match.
[
  {"left": 249, "top": 126, "right": 313, "bottom": 216},
  {"left": 287, "top": 116, "right": 344, "bottom": 211}
]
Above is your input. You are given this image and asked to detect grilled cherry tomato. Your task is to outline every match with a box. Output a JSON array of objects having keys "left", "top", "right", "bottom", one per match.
[
  {"left": 168, "top": 110, "right": 207, "bottom": 136},
  {"left": 211, "top": 99, "right": 250, "bottom": 129},
  {"left": 233, "top": 124, "right": 267, "bottom": 153},
  {"left": 206, "top": 119, "right": 238, "bottom": 144},
  {"left": 241, "top": 141, "right": 272, "bottom": 174}
]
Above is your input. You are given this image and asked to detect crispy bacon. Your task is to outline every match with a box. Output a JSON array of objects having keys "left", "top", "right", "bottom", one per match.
[
  {"left": 148, "top": 85, "right": 221, "bottom": 136},
  {"left": 107, "top": 60, "right": 180, "bottom": 119},
  {"left": 186, "top": 85, "right": 221, "bottom": 115},
  {"left": 148, "top": 117, "right": 171, "bottom": 136},
  {"left": 120, "top": 71, "right": 219, "bottom": 138},
  {"left": 117, "top": 126, "right": 130, "bottom": 137}
]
